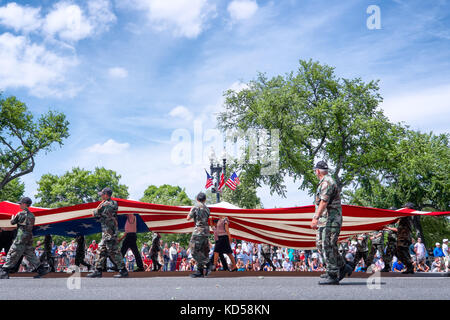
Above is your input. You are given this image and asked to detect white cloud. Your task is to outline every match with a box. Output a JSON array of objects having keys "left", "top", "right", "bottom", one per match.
[
  {"left": 0, "top": 1, "right": 116, "bottom": 42},
  {"left": 169, "top": 105, "right": 193, "bottom": 120},
  {"left": 0, "top": 32, "right": 79, "bottom": 97},
  {"left": 227, "top": 0, "right": 258, "bottom": 21},
  {"left": 121, "top": 0, "right": 216, "bottom": 38},
  {"left": 87, "top": 0, "right": 117, "bottom": 34},
  {"left": 108, "top": 67, "right": 128, "bottom": 78},
  {"left": 86, "top": 139, "right": 130, "bottom": 155},
  {"left": 0, "top": 2, "right": 42, "bottom": 33},
  {"left": 43, "top": 2, "right": 93, "bottom": 42}
]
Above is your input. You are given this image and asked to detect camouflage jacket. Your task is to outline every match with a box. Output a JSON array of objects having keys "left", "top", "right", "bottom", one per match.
[
  {"left": 356, "top": 234, "right": 369, "bottom": 252},
  {"left": 370, "top": 231, "right": 384, "bottom": 245},
  {"left": 385, "top": 226, "right": 397, "bottom": 244},
  {"left": 10, "top": 208, "right": 35, "bottom": 244},
  {"left": 189, "top": 203, "right": 210, "bottom": 237},
  {"left": 314, "top": 174, "right": 342, "bottom": 224},
  {"left": 151, "top": 233, "right": 161, "bottom": 252},
  {"left": 397, "top": 217, "right": 413, "bottom": 246},
  {"left": 93, "top": 199, "right": 119, "bottom": 240}
]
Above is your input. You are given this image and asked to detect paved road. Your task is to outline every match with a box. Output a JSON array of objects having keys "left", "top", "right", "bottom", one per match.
[{"left": 0, "top": 275, "right": 448, "bottom": 300}]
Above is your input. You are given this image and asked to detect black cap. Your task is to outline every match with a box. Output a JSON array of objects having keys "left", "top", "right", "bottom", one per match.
[
  {"left": 196, "top": 192, "right": 206, "bottom": 202},
  {"left": 404, "top": 202, "right": 415, "bottom": 209},
  {"left": 98, "top": 187, "right": 113, "bottom": 197},
  {"left": 19, "top": 197, "right": 32, "bottom": 206},
  {"left": 314, "top": 161, "right": 328, "bottom": 170}
]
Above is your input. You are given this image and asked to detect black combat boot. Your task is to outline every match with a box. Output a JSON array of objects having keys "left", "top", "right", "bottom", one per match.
[
  {"left": 33, "top": 265, "right": 50, "bottom": 278},
  {"left": 190, "top": 268, "right": 204, "bottom": 278},
  {"left": 204, "top": 263, "right": 212, "bottom": 276},
  {"left": 114, "top": 268, "right": 129, "bottom": 278},
  {"left": 319, "top": 274, "right": 340, "bottom": 285},
  {"left": 338, "top": 263, "right": 353, "bottom": 281},
  {"left": 0, "top": 268, "right": 10, "bottom": 279},
  {"left": 87, "top": 269, "right": 103, "bottom": 278}
]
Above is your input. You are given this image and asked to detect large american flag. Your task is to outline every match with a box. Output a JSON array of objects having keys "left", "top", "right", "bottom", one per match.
[{"left": 1, "top": 200, "right": 448, "bottom": 250}]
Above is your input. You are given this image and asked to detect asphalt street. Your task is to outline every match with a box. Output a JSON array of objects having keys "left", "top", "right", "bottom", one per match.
[{"left": 0, "top": 275, "right": 448, "bottom": 300}]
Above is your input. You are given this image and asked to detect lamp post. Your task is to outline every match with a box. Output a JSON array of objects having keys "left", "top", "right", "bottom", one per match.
[{"left": 209, "top": 147, "right": 227, "bottom": 204}]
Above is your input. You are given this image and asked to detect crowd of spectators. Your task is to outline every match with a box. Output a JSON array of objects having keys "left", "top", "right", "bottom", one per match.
[{"left": 0, "top": 236, "right": 448, "bottom": 274}]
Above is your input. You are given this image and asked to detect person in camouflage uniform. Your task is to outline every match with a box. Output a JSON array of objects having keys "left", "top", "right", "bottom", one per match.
[
  {"left": 396, "top": 216, "right": 414, "bottom": 274},
  {"left": 39, "top": 234, "right": 55, "bottom": 272},
  {"left": 383, "top": 224, "right": 397, "bottom": 272},
  {"left": 149, "top": 232, "right": 162, "bottom": 271},
  {"left": 367, "top": 230, "right": 384, "bottom": 268},
  {"left": 310, "top": 161, "right": 352, "bottom": 285},
  {"left": 0, "top": 197, "right": 49, "bottom": 279},
  {"left": 87, "top": 188, "right": 128, "bottom": 278},
  {"left": 353, "top": 234, "right": 369, "bottom": 271},
  {"left": 187, "top": 192, "right": 211, "bottom": 278},
  {"left": 261, "top": 243, "right": 276, "bottom": 271}
]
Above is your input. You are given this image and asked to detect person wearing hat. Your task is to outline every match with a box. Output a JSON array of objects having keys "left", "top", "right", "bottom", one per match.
[
  {"left": 87, "top": 187, "right": 128, "bottom": 278},
  {"left": 442, "top": 239, "right": 449, "bottom": 272},
  {"left": 186, "top": 192, "right": 211, "bottom": 278},
  {"left": 0, "top": 197, "right": 49, "bottom": 279},
  {"left": 310, "top": 161, "right": 352, "bottom": 285},
  {"left": 393, "top": 216, "right": 415, "bottom": 274}
]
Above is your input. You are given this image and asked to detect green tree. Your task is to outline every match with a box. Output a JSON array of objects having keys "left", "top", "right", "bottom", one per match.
[
  {"left": 35, "top": 167, "right": 129, "bottom": 208},
  {"left": 0, "top": 95, "right": 69, "bottom": 192},
  {"left": 139, "top": 184, "right": 193, "bottom": 248},
  {"left": 348, "top": 130, "right": 450, "bottom": 245},
  {"left": 0, "top": 178, "right": 24, "bottom": 202},
  {"left": 140, "top": 184, "right": 192, "bottom": 206},
  {"left": 221, "top": 174, "right": 262, "bottom": 209},
  {"left": 218, "top": 59, "right": 404, "bottom": 198}
]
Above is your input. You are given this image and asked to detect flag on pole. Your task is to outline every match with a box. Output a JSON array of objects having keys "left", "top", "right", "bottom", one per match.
[
  {"left": 225, "top": 172, "right": 241, "bottom": 190},
  {"left": 205, "top": 170, "right": 213, "bottom": 189},
  {"left": 218, "top": 173, "right": 225, "bottom": 191}
]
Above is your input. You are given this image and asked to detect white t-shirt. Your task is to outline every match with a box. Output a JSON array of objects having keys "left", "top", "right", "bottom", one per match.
[
  {"left": 442, "top": 243, "right": 449, "bottom": 257},
  {"left": 414, "top": 243, "right": 426, "bottom": 258}
]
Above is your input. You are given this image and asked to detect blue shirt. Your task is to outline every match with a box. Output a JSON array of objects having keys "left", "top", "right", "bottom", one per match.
[
  {"left": 433, "top": 247, "right": 444, "bottom": 257},
  {"left": 392, "top": 261, "right": 404, "bottom": 272}
]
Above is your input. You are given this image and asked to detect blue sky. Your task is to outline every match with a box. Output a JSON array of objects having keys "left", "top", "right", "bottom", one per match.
[{"left": 1, "top": 0, "right": 449, "bottom": 207}]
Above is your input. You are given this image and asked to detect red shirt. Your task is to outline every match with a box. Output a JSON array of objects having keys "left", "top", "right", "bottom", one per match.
[{"left": 89, "top": 244, "right": 98, "bottom": 251}]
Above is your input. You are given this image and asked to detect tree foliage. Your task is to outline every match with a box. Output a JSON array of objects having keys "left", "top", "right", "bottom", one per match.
[
  {"left": 140, "top": 184, "right": 192, "bottom": 206},
  {"left": 35, "top": 167, "right": 129, "bottom": 208},
  {"left": 139, "top": 184, "right": 193, "bottom": 248},
  {"left": 348, "top": 130, "right": 449, "bottom": 212},
  {"left": 0, "top": 95, "right": 69, "bottom": 191},
  {"left": 0, "top": 178, "right": 25, "bottom": 202},
  {"left": 218, "top": 59, "right": 404, "bottom": 197}
]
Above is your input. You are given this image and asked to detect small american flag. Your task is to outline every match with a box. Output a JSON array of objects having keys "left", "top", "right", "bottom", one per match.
[
  {"left": 205, "top": 170, "right": 213, "bottom": 189},
  {"left": 218, "top": 173, "right": 225, "bottom": 191},
  {"left": 225, "top": 172, "right": 240, "bottom": 190}
]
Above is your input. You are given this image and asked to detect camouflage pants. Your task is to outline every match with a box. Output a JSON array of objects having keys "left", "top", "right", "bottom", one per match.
[
  {"left": 150, "top": 250, "right": 161, "bottom": 269},
  {"left": 189, "top": 235, "right": 209, "bottom": 269},
  {"left": 3, "top": 241, "right": 41, "bottom": 271},
  {"left": 261, "top": 251, "right": 275, "bottom": 269},
  {"left": 382, "top": 241, "right": 396, "bottom": 271},
  {"left": 353, "top": 251, "right": 369, "bottom": 268},
  {"left": 95, "top": 237, "right": 125, "bottom": 270},
  {"left": 320, "top": 215, "right": 344, "bottom": 277},
  {"left": 367, "top": 244, "right": 384, "bottom": 267},
  {"left": 396, "top": 245, "right": 413, "bottom": 271}
]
